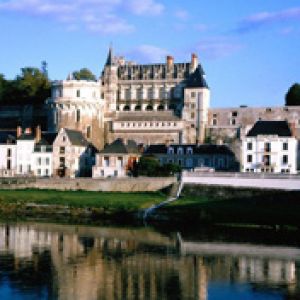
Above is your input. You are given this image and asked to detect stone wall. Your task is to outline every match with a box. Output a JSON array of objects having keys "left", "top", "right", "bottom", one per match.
[{"left": 0, "top": 177, "right": 176, "bottom": 192}]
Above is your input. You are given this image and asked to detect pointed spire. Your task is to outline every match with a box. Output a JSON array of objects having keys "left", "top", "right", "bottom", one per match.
[{"left": 105, "top": 44, "right": 114, "bottom": 66}]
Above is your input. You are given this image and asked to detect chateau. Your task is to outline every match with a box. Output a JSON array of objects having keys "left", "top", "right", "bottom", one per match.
[{"left": 47, "top": 47, "right": 210, "bottom": 149}]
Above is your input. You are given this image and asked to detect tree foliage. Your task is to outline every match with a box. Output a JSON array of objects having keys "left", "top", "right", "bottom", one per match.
[
  {"left": 0, "top": 65, "right": 51, "bottom": 105},
  {"left": 72, "top": 68, "right": 96, "bottom": 81},
  {"left": 285, "top": 83, "right": 300, "bottom": 106},
  {"left": 134, "top": 156, "right": 181, "bottom": 177}
]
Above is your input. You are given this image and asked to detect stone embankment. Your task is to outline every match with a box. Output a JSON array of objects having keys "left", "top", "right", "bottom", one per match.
[
  {"left": 182, "top": 171, "right": 300, "bottom": 191},
  {"left": 0, "top": 177, "right": 176, "bottom": 192}
]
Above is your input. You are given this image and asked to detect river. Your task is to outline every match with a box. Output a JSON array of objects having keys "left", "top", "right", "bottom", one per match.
[{"left": 0, "top": 221, "right": 299, "bottom": 300}]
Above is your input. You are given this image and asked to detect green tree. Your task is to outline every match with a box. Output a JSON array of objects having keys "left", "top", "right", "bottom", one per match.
[
  {"left": 0, "top": 74, "right": 7, "bottom": 101},
  {"left": 72, "top": 68, "right": 96, "bottom": 81},
  {"left": 136, "top": 156, "right": 161, "bottom": 176},
  {"left": 285, "top": 83, "right": 300, "bottom": 106}
]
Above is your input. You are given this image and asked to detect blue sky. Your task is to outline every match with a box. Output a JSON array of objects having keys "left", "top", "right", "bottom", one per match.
[{"left": 0, "top": 0, "right": 299, "bottom": 107}]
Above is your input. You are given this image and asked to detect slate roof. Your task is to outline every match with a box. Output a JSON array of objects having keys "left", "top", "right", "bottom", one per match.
[
  {"left": 64, "top": 128, "right": 89, "bottom": 146},
  {"left": 36, "top": 132, "right": 57, "bottom": 146},
  {"left": 0, "top": 131, "right": 16, "bottom": 144},
  {"left": 100, "top": 138, "right": 139, "bottom": 154},
  {"left": 144, "top": 144, "right": 234, "bottom": 155},
  {"left": 186, "top": 65, "right": 209, "bottom": 88},
  {"left": 18, "top": 134, "right": 35, "bottom": 140},
  {"left": 247, "top": 121, "right": 292, "bottom": 137}
]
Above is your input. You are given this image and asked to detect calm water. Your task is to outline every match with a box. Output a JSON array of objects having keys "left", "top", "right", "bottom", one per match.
[{"left": 0, "top": 222, "right": 300, "bottom": 300}]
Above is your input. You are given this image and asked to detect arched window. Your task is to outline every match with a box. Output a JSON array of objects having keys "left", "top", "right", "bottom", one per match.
[
  {"left": 157, "top": 104, "right": 164, "bottom": 111},
  {"left": 146, "top": 105, "right": 153, "bottom": 111},
  {"left": 123, "top": 105, "right": 130, "bottom": 111},
  {"left": 135, "top": 105, "right": 141, "bottom": 111}
]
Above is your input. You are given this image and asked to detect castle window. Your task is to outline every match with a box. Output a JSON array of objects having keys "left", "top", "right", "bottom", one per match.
[
  {"left": 157, "top": 104, "right": 164, "bottom": 111},
  {"left": 135, "top": 105, "right": 141, "bottom": 111},
  {"left": 76, "top": 90, "right": 80, "bottom": 98},
  {"left": 212, "top": 119, "right": 217, "bottom": 126},
  {"left": 159, "top": 87, "right": 165, "bottom": 99},
  {"left": 127, "top": 123, "right": 130, "bottom": 127},
  {"left": 213, "top": 113, "right": 217, "bottom": 118},
  {"left": 7, "top": 148, "right": 11, "bottom": 157},
  {"left": 191, "top": 112, "right": 195, "bottom": 119},
  {"left": 173, "top": 122, "right": 176, "bottom": 126},
  {"left": 121, "top": 123, "right": 124, "bottom": 127},
  {"left": 232, "top": 111, "right": 238, "bottom": 117},
  {"left": 191, "top": 124, "right": 195, "bottom": 128},
  {"left": 125, "top": 89, "right": 130, "bottom": 100},
  {"left": 86, "top": 126, "right": 91, "bottom": 139},
  {"left": 283, "top": 142, "right": 288, "bottom": 151},
  {"left": 266, "top": 108, "right": 272, "bottom": 112},
  {"left": 137, "top": 88, "right": 143, "bottom": 100},
  {"left": 247, "top": 142, "right": 253, "bottom": 150},
  {"left": 146, "top": 105, "right": 153, "bottom": 111},
  {"left": 59, "top": 89, "right": 62, "bottom": 97},
  {"left": 230, "top": 118, "right": 236, "bottom": 125},
  {"left": 156, "top": 123, "right": 159, "bottom": 127},
  {"left": 123, "top": 105, "right": 130, "bottom": 111},
  {"left": 148, "top": 88, "right": 153, "bottom": 99},
  {"left": 282, "top": 155, "right": 288, "bottom": 164},
  {"left": 76, "top": 109, "right": 80, "bottom": 122},
  {"left": 191, "top": 92, "right": 196, "bottom": 98}
]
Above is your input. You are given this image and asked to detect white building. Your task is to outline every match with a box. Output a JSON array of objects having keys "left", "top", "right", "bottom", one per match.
[
  {"left": 31, "top": 132, "right": 56, "bottom": 177},
  {"left": 93, "top": 138, "right": 140, "bottom": 178},
  {"left": 242, "top": 121, "right": 298, "bottom": 174}
]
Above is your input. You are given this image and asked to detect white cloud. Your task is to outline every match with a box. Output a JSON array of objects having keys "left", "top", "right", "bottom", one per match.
[
  {"left": 174, "top": 9, "right": 189, "bottom": 21},
  {"left": 196, "top": 37, "right": 243, "bottom": 59},
  {"left": 237, "top": 7, "right": 300, "bottom": 33},
  {"left": 0, "top": 0, "right": 163, "bottom": 35},
  {"left": 126, "top": 0, "right": 164, "bottom": 16},
  {"left": 127, "top": 45, "right": 169, "bottom": 63}
]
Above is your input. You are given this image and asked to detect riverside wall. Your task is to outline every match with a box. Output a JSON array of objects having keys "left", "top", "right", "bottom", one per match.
[
  {"left": 0, "top": 177, "right": 176, "bottom": 192},
  {"left": 182, "top": 172, "right": 300, "bottom": 191}
]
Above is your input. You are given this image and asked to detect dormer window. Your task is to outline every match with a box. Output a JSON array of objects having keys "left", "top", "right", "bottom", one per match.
[
  {"left": 177, "top": 147, "right": 183, "bottom": 155},
  {"left": 168, "top": 147, "right": 174, "bottom": 155},
  {"left": 187, "top": 147, "right": 193, "bottom": 155}
]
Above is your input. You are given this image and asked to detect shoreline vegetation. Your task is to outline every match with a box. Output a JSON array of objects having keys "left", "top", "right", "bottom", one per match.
[{"left": 0, "top": 187, "right": 300, "bottom": 228}]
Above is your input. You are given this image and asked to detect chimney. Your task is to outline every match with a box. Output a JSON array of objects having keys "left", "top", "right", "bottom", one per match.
[
  {"left": 16, "top": 126, "right": 22, "bottom": 138},
  {"left": 166, "top": 55, "right": 174, "bottom": 68},
  {"left": 35, "top": 125, "right": 42, "bottom": 142},
  {"left": 25, "top": 127, "right": 32, "bottom": 135},
  {"left": 191, "top": 53, "right": 198, "bottom": 71}
]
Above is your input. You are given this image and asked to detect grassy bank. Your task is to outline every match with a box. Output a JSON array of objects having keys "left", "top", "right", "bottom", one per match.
[
  {"left": 158, "top": 186, "right": 300, "bottom": 228},
  {"left": 0, "top": 189, "right": 165, "bottom": 222}
]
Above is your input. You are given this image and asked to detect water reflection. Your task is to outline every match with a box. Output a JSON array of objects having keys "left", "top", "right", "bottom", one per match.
[{"left": 0, "top": 222, "right": 299, "bottom": 300}]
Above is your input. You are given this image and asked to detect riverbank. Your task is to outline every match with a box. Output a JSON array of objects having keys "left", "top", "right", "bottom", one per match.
[
  {"left": 153, "top": 185, "right": 300, "bottom": 228},
  {"left": 1, "top": 186, "right": 300, "bottom": 228},
  {"left": 0, "top": 189, "right": 165, "bottom": 223}
]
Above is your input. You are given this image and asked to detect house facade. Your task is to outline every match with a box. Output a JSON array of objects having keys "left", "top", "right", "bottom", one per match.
[
  {"left": 53, "top": 128, "right": 96, "bottom": 178},
  {"left": 145, "top": 144, "right": 237, "bottom": 171},
  {"left": 242, "top": 121, "right": 298, "bottom": 174},
  {"left": 93, "top": 138, "right": 140, "bottom": 178}
]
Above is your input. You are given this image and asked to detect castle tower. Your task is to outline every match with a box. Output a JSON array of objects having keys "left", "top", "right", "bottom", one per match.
[
  {"left": 101, "top": 46, "right": 119, "bottom": 114},
  {"left": 182, "top": 54, "right": 210, "bottom": 144},
  {"left": 46, "top": 76, "right": 105, "bottom": 149}
]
